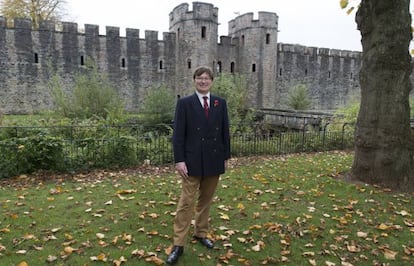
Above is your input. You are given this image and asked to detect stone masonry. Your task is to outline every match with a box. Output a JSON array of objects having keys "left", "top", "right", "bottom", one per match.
[{"left": 0, "top": 2, "right": 363, "bottom": 114}]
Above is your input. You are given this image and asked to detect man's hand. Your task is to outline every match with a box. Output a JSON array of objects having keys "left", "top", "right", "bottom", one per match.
[{"left": 175, "top": 162, "right": 188, "bottom": 178}]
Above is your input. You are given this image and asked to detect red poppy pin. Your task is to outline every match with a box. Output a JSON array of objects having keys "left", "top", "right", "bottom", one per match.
[{"left": 214, "top": 99, "right": 219, "bottom": 107}]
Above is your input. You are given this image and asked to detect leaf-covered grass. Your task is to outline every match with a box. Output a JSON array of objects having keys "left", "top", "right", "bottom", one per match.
[{"left": 0, "top": 151, "right": 413, "bottom": 265}]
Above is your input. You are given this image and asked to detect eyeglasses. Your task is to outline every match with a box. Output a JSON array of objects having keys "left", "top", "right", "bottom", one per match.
[{"left": 195, "top": 77, "right": 212, "bottom": 81}]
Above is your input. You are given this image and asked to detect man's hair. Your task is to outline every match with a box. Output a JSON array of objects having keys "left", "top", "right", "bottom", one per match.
[{"left": 193, "top": 66, "right": 214, "bottom": 80}]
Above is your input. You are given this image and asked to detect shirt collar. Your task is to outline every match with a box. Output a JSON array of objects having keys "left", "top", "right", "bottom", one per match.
[{"left": 195, "top": 91, "right": 210, "bottom": 100}]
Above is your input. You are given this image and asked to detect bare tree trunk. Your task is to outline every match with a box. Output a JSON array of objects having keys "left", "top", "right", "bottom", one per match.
[{"left": 353, "top": 0, "right": 414, "bottom": 191}]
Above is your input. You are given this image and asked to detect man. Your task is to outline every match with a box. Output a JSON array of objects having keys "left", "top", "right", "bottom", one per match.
[{"left": 166, "top": 66, "right": 231, "bottom": 264}]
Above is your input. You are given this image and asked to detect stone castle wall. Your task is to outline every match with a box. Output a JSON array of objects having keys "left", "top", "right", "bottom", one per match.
[{"left": 0, "top": 2, "right": 364, "bottom": 114}]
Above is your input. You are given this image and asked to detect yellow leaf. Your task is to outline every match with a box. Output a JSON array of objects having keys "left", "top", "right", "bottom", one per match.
[
  {"left": 237, "top": 203, "right": 245, "bottom": 210},
  {"left": 237, "top": 237, "right": 246, "bottom": 243},
  {"left": 383, "top": 249, "right": 398, "bottom": 260},
  {"left": 116, "top": 189, "right": 137, "bottom": 194},
  {"left": 220, "top": 213, "right": 230, "bottom": 220},
  {"left": 395, "top": 210, "right": 410, "bottom": 216},
  {"left": 64, "top": 246, "right": 76, "bottom": 254},
  {"left": 145, "top": 256, "right": 164, "bottom": 265},
  {"left": 96, "top": 253, "right": 107, "bottom": 261},
  {"left": 377, "top": 223, "right": 389, "bottom": 230},
  {"left": 346, "top": 6, "right": 355, "bottom": 15},
  {"left": 17, "top": 262, "right": 28, "bottom": 266},
  {"left": 251, "top": 244, "right": 261, "bottom": 251},
  {"left": 340, "top": 0, "right": 349, "bottom": 9},
  {"left": 96, "top": 233, "right": 105, "bottom": 239},
  {"left": 46, "top": 255, "right": 57, "bottom": 262},
  {"left": 113, "top": 256, "right": 127, "bottom": 266},
  {"left": 302, "top": 251, "right": 315, "bottom": 257},
  {"left": 357, "top": 231, "right": 368, "bottom": 238}
]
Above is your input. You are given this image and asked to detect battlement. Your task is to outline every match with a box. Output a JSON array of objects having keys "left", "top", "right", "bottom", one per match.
[
  {"left": 0, "top": 16, "right": 174, "bottom": 41},
  {"left": 169, "top": 2, "right": 218, "bottom": 29},
  {"left": 0, "top": 2, "right": 364, "bottom": 114},
  {"left": 228, "top": 11, "right": 278, "bottom": 35},
  {"left": 277, "top": 43, "right": 361, "bottom": 58}
]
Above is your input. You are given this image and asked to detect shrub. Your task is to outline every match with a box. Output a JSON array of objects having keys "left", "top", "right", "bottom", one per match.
[
  {"left": 50, "top": 61, "right": 124, "bottom": 120},
  {"left": 285, "top": 84, "right": 312, "bottom": 110},
  {"left": 140, "top": 85, "right": 176, "bottom": 125},
  {"left": 212, "top": 73, "right": 255, "bottom": 134},
  {"left": 0, "top": 135, "right": 65, "bottom": 178}
]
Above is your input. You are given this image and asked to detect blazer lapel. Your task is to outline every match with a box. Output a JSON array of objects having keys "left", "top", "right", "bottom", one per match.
[{"left": 191, "top": 93, "right": 207, "bottom": 120}]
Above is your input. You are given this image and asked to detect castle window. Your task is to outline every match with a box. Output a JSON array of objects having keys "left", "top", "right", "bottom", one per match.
[
  {"left": 266, "top": 34, "right": 270, "bottom": 44},
  {"left": 80, "top": 55, "right": 84, "bottom": 66},
  {"left": 201, "top": 26, "right": 206, "bottom": 39},
  {"left": 252, "top": 64, "right": 256, "bottom": 72},
  {"left": 241, "top": 35, "right": 245, "bottom": 45},
  {"left": 279, "top": 68, "right": 283, "bottom": 76},
  {"left": 230, "top": 62, "right": 235, "bottom": 73},
  {"left": 187, "top": 59, "right": 191, "bottom": 69},
  {"left": 121, "top": 58, "right": 126, "bottom": 68},
  {"left": 328, "top": 71, "right": 331, "bottom": 79},
  {"left": 217, "top": 61, "right": 222, "bottom": 73},
  {"left": 350, "top": 72, "right": 353, "bottom": 80},
  {"left": 34, "top": 53, "right": 39, "bottom": 64},
  {"left": 305, "top": 69, "right": 308, "bottom": 76},
  {"left": 159, "top": 60, "right": 163, "bottom": 70}
]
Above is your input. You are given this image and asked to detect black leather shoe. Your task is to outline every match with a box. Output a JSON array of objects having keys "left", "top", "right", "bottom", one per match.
[
  {"left": 194, "top": 236, "right": 214, "bottom": 249},
  {"left": 166, "top": 246, "right": 183, "bottom": 265}
]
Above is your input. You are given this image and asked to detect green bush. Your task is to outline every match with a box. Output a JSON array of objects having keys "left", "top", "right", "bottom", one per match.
[
  {"left": 140, "top": 85, "right": 176, "bottom": 125},
  {"left": 0, "top": 135, "right": 65, "bottom": 178},
  {"left": 212, "top": 73, "right": 256, "bottom": 134},
  {"left": 285, "top": 84, "right": 312, "bottom": 110},
  {"left": 50, "top": 62, "right": 124, "bottom": 120}
]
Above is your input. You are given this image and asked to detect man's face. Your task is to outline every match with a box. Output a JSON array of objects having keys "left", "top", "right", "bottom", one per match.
[{"left": 194, "top": 73, "right": 212, "bottom": 94}]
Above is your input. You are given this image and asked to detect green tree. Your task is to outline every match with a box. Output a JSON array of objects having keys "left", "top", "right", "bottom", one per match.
[
  {"left": 140, "top": 85, "right": 176, "bottom": 125},
  {"left": 286, "top": 84, "right": 312, "bottom": 110},
  {"left": 0, "top": 0, "right": 67, "bottom": 28},
  {"left": 343, "top": 0, "right": 414, "bottom": 191},
  {"left": 51, "top": 62, "right": 124, "bottom": 120},
  {"left": 212, "top": 73, "right": 255, "bottom": 133}
]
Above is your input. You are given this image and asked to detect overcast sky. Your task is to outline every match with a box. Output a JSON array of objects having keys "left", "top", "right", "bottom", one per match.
[{"left": 65, "top": 0, "right": 385, "bottom": 52}]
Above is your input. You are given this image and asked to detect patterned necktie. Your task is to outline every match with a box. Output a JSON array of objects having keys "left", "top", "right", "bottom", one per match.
[{"left": 203, "top": 96, "right": 209, "bottom": 118}]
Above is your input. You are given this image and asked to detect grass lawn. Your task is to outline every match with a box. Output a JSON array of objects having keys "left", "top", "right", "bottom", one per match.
[{"left": 0, "top": 151, "right": 413, "bottom": 265}]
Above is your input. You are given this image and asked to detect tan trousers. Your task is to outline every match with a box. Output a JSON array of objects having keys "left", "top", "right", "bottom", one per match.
[{"left": 173, "top": 175, "right": 219, "bottom": 246}]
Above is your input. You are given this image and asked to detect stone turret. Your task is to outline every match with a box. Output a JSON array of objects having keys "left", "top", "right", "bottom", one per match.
[
  {"left": 228, "top": 12, "right": 279, "bottom": 108},
  {"left": 169, "top": 2, "right": 219, "bottom": 96}
]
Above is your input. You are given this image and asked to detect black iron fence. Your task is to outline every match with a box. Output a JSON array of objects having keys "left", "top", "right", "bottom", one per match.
[{"left": 0, "top": 124, "right": 354, "bottom": 178}]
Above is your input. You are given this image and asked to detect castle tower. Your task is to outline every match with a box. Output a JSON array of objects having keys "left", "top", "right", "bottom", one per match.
[
  {"left": 169, "top": 2, "right": 218, "bottom": 96},
  {"left": 228, "top": 12, "right": 279, "bottom": 108}
]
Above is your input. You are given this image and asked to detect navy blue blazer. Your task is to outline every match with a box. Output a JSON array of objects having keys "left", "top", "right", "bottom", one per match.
[{"left": 173, "top": 93, "right": 231, "bottom": 177}]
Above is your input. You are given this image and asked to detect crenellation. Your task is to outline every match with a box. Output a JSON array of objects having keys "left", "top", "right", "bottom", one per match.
[
  {"left": 228, "top": 12, "right": 278, "bottom": 35},
  {"left": 85, "top": 24, "right": 99, "bottom": 36},
  {"left": 218, "top": 36, "right": 233, "bottom": 45},
  {"left": 0, "top": 16, "right": 6, "bottom": 28},
  {"left": 61, "top": 22, "right": 77, "bottom": 33},
  {"left": 258, "top": 12, "right": 278, "bottom": 28},
  {"left": 126, "top": 28, "right": 139, "bottom": 39},
  {"left": 106, "top": 26, "right": 120, "bottom": 37},
  {"left": 145, "top": 30, "right": 158, "bottom": 41},
  {"left": 14, "top": 18, "right": 31, "bottom": 29},
  {"left": 39, "top": 20, "right": 55, "bottom": 31}
]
